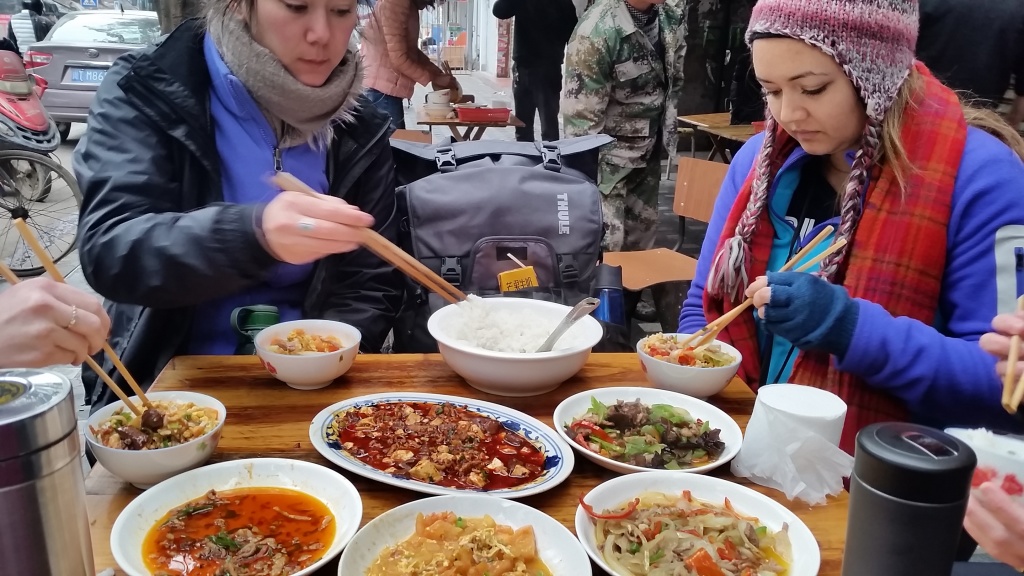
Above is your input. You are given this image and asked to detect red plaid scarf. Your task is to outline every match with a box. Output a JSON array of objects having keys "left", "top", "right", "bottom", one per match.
[{"left": 703, "top": 63, "right": 967, "bottom": 454}]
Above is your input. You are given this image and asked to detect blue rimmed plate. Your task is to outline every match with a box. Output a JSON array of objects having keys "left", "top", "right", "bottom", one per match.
[{"left": 309, "top": 392, "right": 574, "bottom": 498}]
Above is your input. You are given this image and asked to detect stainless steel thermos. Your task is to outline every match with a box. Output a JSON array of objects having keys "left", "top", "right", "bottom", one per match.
[
  {"left": 0, "top": 369, "right": 94, "bottom": 575},
  {"left": 842, "top": 423, "right": 976, "bottom": 576}
]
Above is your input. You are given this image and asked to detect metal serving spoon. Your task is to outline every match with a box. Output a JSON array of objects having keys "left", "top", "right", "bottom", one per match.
[{"left": 535, "top": 297, "right": 601, "bottom": 353}]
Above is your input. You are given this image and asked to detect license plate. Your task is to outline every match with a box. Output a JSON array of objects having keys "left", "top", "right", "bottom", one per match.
[{"left": 70, "top": 68, "right": 106, "bottom": 83}]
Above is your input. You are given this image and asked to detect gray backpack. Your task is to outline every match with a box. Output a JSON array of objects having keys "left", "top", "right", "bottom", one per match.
[{"left": 389, "top": 136, "right": 621, "bottom": 353}]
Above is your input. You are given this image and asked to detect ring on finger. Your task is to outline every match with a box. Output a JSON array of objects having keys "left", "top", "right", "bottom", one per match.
[
  {"left": 297, "top": 219, "right": 316, "bottom": 232},
  {"left": 65, "top": 305, "right": 77, "bottom": 329}
]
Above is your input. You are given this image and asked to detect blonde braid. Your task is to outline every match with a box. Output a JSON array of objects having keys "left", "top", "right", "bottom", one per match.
[
  {"left": 818, "top": 118, "right": 880, "bottom": 279},
  {"left": 707, "top": 114, "right": 779, "bottom": 301}
]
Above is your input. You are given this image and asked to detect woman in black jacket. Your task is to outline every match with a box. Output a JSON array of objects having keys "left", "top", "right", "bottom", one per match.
[{"left": 73, "top": 0, "right": 403, "bottom": 410}]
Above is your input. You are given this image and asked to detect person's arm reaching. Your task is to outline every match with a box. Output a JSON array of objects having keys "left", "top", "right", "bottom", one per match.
[{"left": 381, "top": 0, "right": 442, "bottom": 86}]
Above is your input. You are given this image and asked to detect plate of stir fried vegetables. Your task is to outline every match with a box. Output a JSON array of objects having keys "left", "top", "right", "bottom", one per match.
[
  {"left": 554, "top": 388, "right": 743, "bottom": 475},
  {"left": 576, "top": 471, "right": 820, "bottom": 576}
]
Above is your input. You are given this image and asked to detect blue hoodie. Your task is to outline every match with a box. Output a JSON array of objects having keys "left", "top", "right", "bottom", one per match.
[
  {"left": 187, "top": 35, "right": 330, "bottom": 355},
  {"left": 679, "top": 127, "right": 1024, "bottom": 434}
]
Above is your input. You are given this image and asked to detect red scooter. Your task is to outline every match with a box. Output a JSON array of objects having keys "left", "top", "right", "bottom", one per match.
[
  {"left": 0, "top": 48, "right": 81, "bottom": 277},
  {"left": 0, "top": 49, "right": 59, "bottom": 154}
]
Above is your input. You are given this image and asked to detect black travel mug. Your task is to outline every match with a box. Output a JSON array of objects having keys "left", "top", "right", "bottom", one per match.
[{"left": 842, "top": 423, "right": 977, "bottom": 576}]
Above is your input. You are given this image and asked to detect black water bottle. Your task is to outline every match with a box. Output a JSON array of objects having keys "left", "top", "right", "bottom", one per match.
[{"left": 842, "top": 423, "right": 977, "bottom": 576}]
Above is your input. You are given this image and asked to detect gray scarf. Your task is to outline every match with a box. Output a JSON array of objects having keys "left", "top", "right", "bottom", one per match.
[{"left": 206, "top": 10, "right": 363, "bottom": 148}]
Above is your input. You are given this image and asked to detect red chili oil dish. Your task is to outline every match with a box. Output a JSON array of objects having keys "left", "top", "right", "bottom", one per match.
[{"left": 325, "top": 401, "right": 547, "bottom": 491}]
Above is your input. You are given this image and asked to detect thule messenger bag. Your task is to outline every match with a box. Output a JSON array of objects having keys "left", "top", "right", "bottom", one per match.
[{"left": 389, "top": 135, "right": 631, "bottom": 353}]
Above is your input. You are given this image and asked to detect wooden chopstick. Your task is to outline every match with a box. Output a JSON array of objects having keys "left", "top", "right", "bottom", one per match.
[
  {"left": 690, "top": 237, "right": 848, "bottom": 349},
  {"left": 10, "top": 218, "right": 152, "bottom": 411},
  {"left": 269, "top": 172, "right": 467, "bottom": 304},
  {"left": 1001, "top": 296, "right": 1024, "bottom": 411},
  {"left": 678, "top": 226, "right": 836, "bottom": 349},
  {"left": 1004, "top": 295, "right": 1024, "bottom": 414},
  {"left": 0, "top": 260, "right": 144, "bottom": 417}
]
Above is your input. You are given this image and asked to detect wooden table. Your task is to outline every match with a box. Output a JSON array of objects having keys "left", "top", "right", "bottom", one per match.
[
  {"left": 86, "top": 354, "right": 849, "bottom": 575},
  {"left": 698, "top": 124, "right": 760, "bottom": 163},
  {"left": 677, "top": 112, "right": 732, "bottom": 129},
  {"left": 417, "top": 108, "right": 526, "bottom": 141}
]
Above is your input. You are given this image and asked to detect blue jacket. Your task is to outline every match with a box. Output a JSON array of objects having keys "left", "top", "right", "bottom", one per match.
[
  {"left": 186, "top": 35, "right": 329, "bottom": 355},
  {"left": 679, "top": 128, "right": 1024, "bottom": 434}
]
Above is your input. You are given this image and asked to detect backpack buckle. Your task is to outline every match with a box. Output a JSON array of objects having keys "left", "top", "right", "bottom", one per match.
[
  {"left": 541, "top": 144, "right": 562, "bottom": 172},
  {"left": 440, "top": 257, "right": 462, "bottom": 286},
  {"left": 558, "top": 254, "right": 579, "bottom": 284},
  {"left": 435, "top": 147, "right": 457, "bottom": 172}
]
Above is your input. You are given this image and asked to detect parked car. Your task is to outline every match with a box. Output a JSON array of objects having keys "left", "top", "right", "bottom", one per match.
[{"left": 24, "top": 9, "right": 157, "bottom": 141}]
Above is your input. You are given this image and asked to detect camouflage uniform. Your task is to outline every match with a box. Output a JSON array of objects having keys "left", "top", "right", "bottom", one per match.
[{"left": 562, "top": 0, "right": 686, "bottom": 252}]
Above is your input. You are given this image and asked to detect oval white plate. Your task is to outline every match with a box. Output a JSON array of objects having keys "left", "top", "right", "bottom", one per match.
[
  {"left": 339, "top": 494, "right": 592, "bottom": 576},
  {"left": 309, "top": 392, "right": 574, "bottom": 498},
  {"left": 110, "top": 458, "right": 362, "bottom": 576},
  {"left": 554, "top": 387, "right": 743, "bottom": 475},
  {"left": 576, "top": 471, "right": 820, "bottom": 576}
]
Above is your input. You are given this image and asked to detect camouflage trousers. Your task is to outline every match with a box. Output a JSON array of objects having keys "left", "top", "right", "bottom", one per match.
[{"left": 597, "top": 159, "right": 661, "bottom": 252}]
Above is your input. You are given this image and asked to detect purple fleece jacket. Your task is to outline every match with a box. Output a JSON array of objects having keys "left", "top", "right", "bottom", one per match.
[{"left": 679, "top": 128, "right": 1024, "bottom": 434}]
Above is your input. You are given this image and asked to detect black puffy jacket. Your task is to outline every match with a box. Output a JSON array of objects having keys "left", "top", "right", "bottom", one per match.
[{"left": 74, "top": 19, "right": 403, "bottom": 409}]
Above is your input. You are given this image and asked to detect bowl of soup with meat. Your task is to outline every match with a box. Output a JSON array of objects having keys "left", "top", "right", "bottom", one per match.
[
  {"left": 254, "top": 319, "right": 362, "bottom": 390},
  {"left": 110, "top": 457, "right": 362, "bottom": 576}
]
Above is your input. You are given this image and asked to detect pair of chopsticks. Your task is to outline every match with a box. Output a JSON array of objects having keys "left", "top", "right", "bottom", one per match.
[
  {"left": 270, "top": 172, "right": 467, "bottom": 305},
  {"left": 1002, "top": 296, "right": 1024, "bottom": 414},
  {"left": 2, "top": 219, "right": 152, "bottom": 417},
  {"left": 680, "top": 226, "right": 846, "bottom": 349}
]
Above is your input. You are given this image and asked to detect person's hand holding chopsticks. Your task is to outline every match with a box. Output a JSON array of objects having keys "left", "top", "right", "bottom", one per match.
[
  {"left": 0, "top": 276, "right": 111, "bottom": 368},
  {"left": 259, "top": 189, "right": 375, "bottom": 265},
  {"left": 979, "top": 309, "right": 1024, "bottom": 414},
  {"left": 745, "top": 271, "right": 859, "bottom": 358},
  {"left": 980, "top": 311, "right": 1024, "bottom": 382}
]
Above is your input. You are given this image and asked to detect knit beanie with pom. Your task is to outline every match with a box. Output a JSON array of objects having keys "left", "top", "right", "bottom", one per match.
[{"left": 706, "top": 0, "right": 919, "bottom": 299}]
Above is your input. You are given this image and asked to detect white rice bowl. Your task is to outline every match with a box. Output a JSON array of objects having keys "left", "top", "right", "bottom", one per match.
[
  {"left": 442, "top": 295, "right": 590, "bottom": 353},
  {"left": 427, "top": 297, "right": 604, "bottom": 397}
]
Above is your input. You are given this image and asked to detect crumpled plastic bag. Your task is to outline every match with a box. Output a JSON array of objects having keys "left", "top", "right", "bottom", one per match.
[{"left": 730, "top": 396, "right": 854, "bottom": 506}]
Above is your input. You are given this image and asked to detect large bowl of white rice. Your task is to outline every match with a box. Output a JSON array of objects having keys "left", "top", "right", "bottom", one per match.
[{"left": 428, "top": 296, "right": 604, "bottom": 397}]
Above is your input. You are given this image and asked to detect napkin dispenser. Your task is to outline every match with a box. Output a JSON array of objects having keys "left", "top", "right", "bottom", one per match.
[{"left": 842, "top": 423, "right": 976, "bottom": 576}]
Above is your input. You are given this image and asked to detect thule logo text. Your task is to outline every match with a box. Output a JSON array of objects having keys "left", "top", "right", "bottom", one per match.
[{"left": 557, "top": 193, "right": 569, "bottom": 235}]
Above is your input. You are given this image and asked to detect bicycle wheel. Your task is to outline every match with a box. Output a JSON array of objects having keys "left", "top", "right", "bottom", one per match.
[
  {"left": 0, "top": 151, "right": 81, "bottom": 277},
  {"left": 0, "top": 155, "right": 53, "bottom": 202}
]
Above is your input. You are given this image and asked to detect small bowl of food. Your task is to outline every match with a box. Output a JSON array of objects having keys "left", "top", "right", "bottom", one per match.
[
  {"left": 86, "top": 391, "right": 225, "bottom": 489},
  {"left": 945, "top": 428, "right": 1024, "bottom": 500},
  {"left": 427, "top": 296, "right": 604, "bottom": 397},
  {"left": 254, "top": 319, "right": 362, "bottom": 390},
  {"left": 637, "top": 332, "right": 742, "bottom": 398}
]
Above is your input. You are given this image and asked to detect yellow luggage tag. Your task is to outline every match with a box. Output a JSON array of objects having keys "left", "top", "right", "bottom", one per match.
[{"left": 498, "top": 253, "right": 539, "bottom": 292}]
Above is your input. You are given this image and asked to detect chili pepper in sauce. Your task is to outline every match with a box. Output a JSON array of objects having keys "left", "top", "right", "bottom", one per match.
[
  {"left": 717, "top": 538, "right": 738, "bottom": 561},
  {"left": 570, "top": 420, "right": 614, "bottom": 443},
  {"left": 578, "top": 493, "right": 640, "bottom": 520}
]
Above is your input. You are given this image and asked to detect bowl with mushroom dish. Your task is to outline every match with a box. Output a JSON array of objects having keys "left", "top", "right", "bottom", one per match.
[{"left": 86, "top": 391, "right": 225, "bottom": 489}]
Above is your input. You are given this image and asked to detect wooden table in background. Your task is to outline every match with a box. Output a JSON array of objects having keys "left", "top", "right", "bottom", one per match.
[
  {"left": 417, "top": 108, "right": 526, "bottom": 141},
  {"left": 699, "top": 124, "right": 760, "bottom": 163},
  {"left": 86, "top": 354, "right": 849, "bottom": 575},
  {"left": 677, "top": 112, "right": 732, "bottom": 129}
]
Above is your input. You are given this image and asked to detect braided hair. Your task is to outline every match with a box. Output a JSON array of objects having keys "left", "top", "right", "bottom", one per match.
[{"left": 706, "top": 113, "right": 778, "bottom": 301}]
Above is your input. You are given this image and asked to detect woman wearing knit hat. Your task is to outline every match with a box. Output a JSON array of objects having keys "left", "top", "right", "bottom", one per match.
[{"left": 678, "top": 0, "right": 1024, "bottom": 453}]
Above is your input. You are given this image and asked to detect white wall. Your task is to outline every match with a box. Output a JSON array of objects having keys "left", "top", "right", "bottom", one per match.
[{"left": 473, "top": 0, "right": 499, "bottom": 74}]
